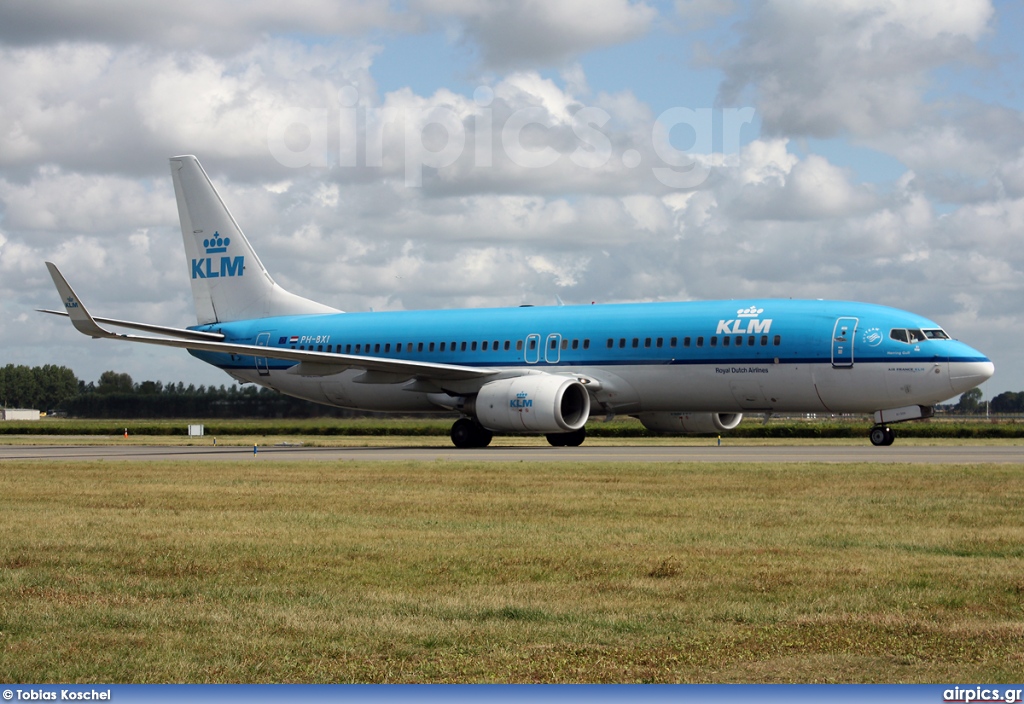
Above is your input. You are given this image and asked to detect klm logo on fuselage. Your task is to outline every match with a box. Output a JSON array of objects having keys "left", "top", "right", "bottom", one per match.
[
  {"left": 191, "top": 231, "right": 244, "bottom": 279},
  {"left": 716, "top": 306, "right": 772, "bottom": 334},
  {"left": 510, "top": 391, "right": 532, "bottom": 409}
]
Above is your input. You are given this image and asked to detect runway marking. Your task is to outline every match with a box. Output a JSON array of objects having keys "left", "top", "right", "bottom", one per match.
[{"left": 0, "top": 444, "right": 1020, "bottom": 463}]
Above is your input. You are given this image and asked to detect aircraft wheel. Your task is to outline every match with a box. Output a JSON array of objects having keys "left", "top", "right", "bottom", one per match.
[
  {"left": 451, "top": 418, "right": 492, "bottom": 448},
  {"left": 884, "top": 427, "right": 896, "bottom": 446},
  {"left": 546, "top": 427, "right": 586, "bottom": 447},
  {"left": 869, "top": 426, "right": 891, "bottom": 446}
]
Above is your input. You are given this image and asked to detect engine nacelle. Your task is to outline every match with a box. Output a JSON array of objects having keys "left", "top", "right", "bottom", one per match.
[
  {"left": 472, "top": 375, "right": 591, "bottom": 433},
  {"left": 637, "top": 412, "right": 743, "bottom": 434}
]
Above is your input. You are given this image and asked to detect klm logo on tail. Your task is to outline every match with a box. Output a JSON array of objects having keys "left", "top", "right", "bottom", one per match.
[{"left": 191, "top": 232, "right": 244, "bottom": 279}]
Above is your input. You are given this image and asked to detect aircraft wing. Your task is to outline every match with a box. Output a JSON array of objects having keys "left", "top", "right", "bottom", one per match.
[
  {"left": 37, "top": 308, "right": 226, "bottom": 341},
  {"left": 44, "top": 262, "right": 499, "bottom": 383}
]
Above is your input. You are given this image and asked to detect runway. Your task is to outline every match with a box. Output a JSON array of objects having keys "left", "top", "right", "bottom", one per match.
[{"left": 1, "top": 443, "right": 1020, "bottom": 463}]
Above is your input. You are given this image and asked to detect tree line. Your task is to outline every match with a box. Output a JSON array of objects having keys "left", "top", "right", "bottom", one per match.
[
  {"left": 0, "top": 365, "right": 359, "bottom": 418},
  {"left": 3, "top": 363, "right": 1024, "bottom": 417}
]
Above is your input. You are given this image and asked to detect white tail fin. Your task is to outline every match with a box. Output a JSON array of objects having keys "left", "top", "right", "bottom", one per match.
[{"left": 170, "top": 155, "right": 340, "bottom": 324}]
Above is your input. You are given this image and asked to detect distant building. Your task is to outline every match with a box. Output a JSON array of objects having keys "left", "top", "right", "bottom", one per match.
[{"left": 1, "top": 409, "right": 40, "bottom": 421}]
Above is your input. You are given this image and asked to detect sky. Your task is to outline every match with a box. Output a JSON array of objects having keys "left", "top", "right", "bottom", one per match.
[{"left": 0, "top": 0, "right": 1021, "bottom": 400}]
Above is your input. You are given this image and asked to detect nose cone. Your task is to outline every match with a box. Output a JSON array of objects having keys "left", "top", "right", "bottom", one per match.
[{"left": 948, "top": 353, "right": 995, "bottom": 396}]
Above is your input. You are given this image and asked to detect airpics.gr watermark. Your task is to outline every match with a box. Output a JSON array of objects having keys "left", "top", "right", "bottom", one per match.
[{"left": 266, "top": 85, "right": 755, "bottom": 189}]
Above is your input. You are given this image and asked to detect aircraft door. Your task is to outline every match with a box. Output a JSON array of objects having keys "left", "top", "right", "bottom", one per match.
[
  {"left": 255, "top": 332, "right": 272, "bottom": 376},
  {"left": 524, "top": 333, "right": 541, "bottom": 364},
  {"left": 831, "top": 317, "right": 858, "bottom": 368},
  {"left": 545, "top": 333, "right": 562, "bottom": 363}
]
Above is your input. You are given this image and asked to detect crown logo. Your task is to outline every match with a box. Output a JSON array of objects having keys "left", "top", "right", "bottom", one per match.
[
  {"left": 516, "top": 391, "right": 528, "bottom": 399},
  {"left": 736, "top": 306, "right": 764, "bottom": 318},
  {"left": 203, "top": 231, "right": 230, "bottom": 254}
]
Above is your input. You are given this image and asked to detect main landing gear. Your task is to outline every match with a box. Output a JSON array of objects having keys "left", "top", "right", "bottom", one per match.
[
  {"left": 546, "top": 427, "right": 586, "bottom": 447},
  {"left": 869, "top": 425, "right": 896, "bottom": 446},
  {"left": 450, "top": 418, "right": 493, "bottom": 448},
  {"left": 448, "top": 419, "right": 588, "bottom": 448}
]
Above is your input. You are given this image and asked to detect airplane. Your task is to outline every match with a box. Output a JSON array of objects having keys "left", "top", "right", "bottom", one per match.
[{"left": 42, "top": 155, "right": 994, "bottom": 448}]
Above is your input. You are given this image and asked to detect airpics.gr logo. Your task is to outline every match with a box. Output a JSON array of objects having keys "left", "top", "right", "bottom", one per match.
[
  {"left": 510, "top": 391, "right": 532, "bottom": 409},
  {"left": 191, "top": 231, "right": 245, "bottom": 279},
  {"left": 716, "top": 306, "right": 772, "bottom": 335}
]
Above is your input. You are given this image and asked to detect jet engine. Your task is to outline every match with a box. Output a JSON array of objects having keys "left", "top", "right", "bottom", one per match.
[
  {"left": 636, "top": 412, "right": 743, "bottom": 434},
  {"left": 471, "top": 375, "right": 591, "bottom": 433}
]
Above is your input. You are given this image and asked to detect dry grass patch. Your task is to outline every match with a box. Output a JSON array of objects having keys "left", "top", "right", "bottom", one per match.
[{"left": 1, "top": 460, "right": 1022, "bottom": 682}]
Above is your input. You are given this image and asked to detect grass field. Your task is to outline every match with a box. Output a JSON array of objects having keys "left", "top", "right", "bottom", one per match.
[{"left": 1, "top": 459, "right": 1022, "bottom": 682}]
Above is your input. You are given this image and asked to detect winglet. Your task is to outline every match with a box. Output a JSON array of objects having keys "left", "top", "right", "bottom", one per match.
[{"left": 44, "top": 262, "right": 116, "bottom": 339}]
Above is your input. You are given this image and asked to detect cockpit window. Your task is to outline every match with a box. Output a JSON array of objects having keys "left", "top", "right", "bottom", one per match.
[{"left": 890, "top": 328, "right": 950, "bottom": 344}]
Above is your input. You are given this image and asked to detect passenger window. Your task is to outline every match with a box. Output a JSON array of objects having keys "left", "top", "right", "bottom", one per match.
[
  {"left": 561, "top": 339, "right": 568, "bottom": 350},
  {"left": 773, "top": 335, "right": 781, "bottom": 346},
  {"left": 346, "top": 344, "right": 352, "bottom": 353},
  {"left": 355, "top": 344, "right": 361, "bottom": 353},
  {"left": 374, "top": 343, "right": 380, "bottom": 353},
  {"left": 760, "top": 335, "right": 768, "bottom": 346},
  {"left": 583, "top": 339, "right": 590, "bottom": 349},
  {"left": 472, "top": 341, "right": 478, "bottom": 351},
  {"left": 670, "top": 337, "right": 678, "bottom": 347},
  {"left": 516, "top": 340, "right": 523, "bottom": 351},
  {"left": 632, "top": 338, "right": 639, "bottom": 348},
  {"left": 644, "top": 337, "right": 651, "bottom": 348},
  {"left": 550, "top": 339, "right": 557, "bottom": 349},
  {"left": 429, "top": 342, "right": 435, "bottom": 352},
  {"left": 710, "top": 336, "right": 717, "bottom": 347},
  {"left": 607, "top": 338, "right": 614, "bottom": 348},
  {"left": 619, "top": 338, "right": 626, "bottom": 348},
  {"left": 417, "top": 342, "right": 423, "bottom": 352},
  {"left": 317, "top": 345, "right": 323, "bottom": 352},
  {"left": 697, "top": 336, "right": 704, "bottom": 347},
  {"left": 504, "top": 340, "right": 511, "bottom": 351},
  {"left": 723, "top": 336, "right": 730, "bottom": 347},
  {"left": 656, "top": 337, "right": 663, "bottom": 348},
  {"left": 439, "top": 342, "right": 446, "bottom": 352},
  {"left": 683, "top": 337, "right": 690, "bottom": 348},
  {"left": 572, "top": 339, "right": 579, "bottom": 350},
  {"left": 396, "top": 343, "right": 402, "bottom": 352},
  {"left": 528, "top": 339, "right": 535, "bottom": 350},
  {"left": 735, "top": 336, "right": 742, "bottom": 347},
  {"left": 384, "top": 343, "right": 391, "bottom": 353},
  {"left": 493, "top": 340, "right": 499, "bottom": 350},
  {"left": 483, "top": 340, "right": 489, "bottom": 351},
  {"left": 461, "top": 341, "right": 467, "bottom": 351}
]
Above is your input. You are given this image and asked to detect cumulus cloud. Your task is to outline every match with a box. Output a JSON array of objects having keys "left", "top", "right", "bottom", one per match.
[
  {"left": 1, "top": 0, "right": 1021, "bottom": 395},
  {"left": 417, "top": 0, "right": 657, "bottom": 69},
  {"left": 717, "top": 0, "right": 995, "bottom": 138},
  {"left": 0, "top": 0, "right": 399, "bottom": 53}
]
